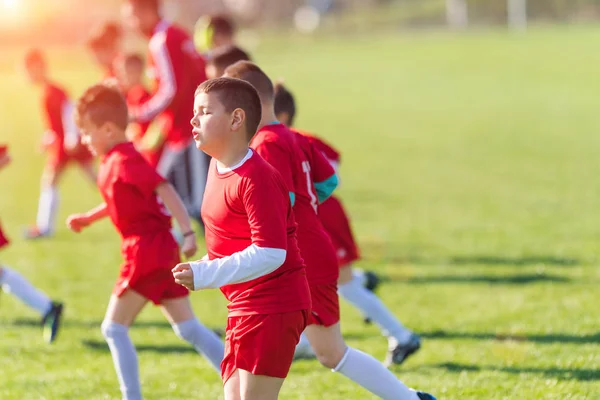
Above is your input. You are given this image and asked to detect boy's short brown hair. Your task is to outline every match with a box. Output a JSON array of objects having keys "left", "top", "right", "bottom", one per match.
[
  {"left": 195, "top": 77, "right": 262, "bottom": 141},
  {"left": 274, "top": 82, "right": 296, "bottom": 127},
  {"left": 87, "top": 21, "right": 122, "bottom": 50},
  {"left": 75, "top": 84, "right": 129, "bottom": 130},
  {"left": 209, "top": 15, "right": 235, "bottom": 37},
  {"left": 224, "top": 61, "right": 274, "bottom": 102},
  {"left": 208, "top": 45, "right": 251, "bottom": 73}
]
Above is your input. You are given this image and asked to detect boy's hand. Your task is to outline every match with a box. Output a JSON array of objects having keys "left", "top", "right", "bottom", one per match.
[
  {"left": 66, "top": 214, "right": 91, "bottom": 233},
  {"left": 181, "top": 235, "right": 198, "bottom": 258},
  {"left": 172, "top": 263, "right": 195, "bottom": 290},
  {"left": 0, "top": 153, "right": 10, "bottom": 171}
]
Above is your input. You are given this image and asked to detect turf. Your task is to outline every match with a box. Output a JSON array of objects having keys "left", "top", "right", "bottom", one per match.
[{"left": 2, "top": 26, "right": 600, "bottom": 399}]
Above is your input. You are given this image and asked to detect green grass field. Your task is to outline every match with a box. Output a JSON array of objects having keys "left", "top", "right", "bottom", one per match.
[{"left": 2, "top": 26, "right": 600, "bottom": 399}]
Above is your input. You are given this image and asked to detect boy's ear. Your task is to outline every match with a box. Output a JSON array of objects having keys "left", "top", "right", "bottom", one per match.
[{"left": 231, "top": 108, "right": 245, "bottom": 131}]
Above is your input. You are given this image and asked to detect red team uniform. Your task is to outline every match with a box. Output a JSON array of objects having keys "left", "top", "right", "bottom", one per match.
[
  {"left": 98, "top": 142, "right": 187, "bottom": 304},
  {"left": 125, "top": 84, "right": 163, "bottom": 167},
  {"left": 251, "top": 124, "right": 341, "bottom": 327},
  {"left": 201, "top": 150, "right": 311, "bottom": 382},
  {"left": 294, "top": 130, "right": 360, "bottom": 266},
  {"left": 41, "top": 83, "right": 93, "bottom": 170}
]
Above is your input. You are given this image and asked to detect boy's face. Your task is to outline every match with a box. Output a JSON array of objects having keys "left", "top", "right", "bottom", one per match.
[
  {"left": 78, "top": 115, "right": 113, "bottom": 156},
  {"left": 191, "top": 92, "right": 239, "bottom": 156},
  {"left": 91, "top": 48, "right": 115, "bottom": 70},
  {"left": 24, "top": 62, "right": 44, "bottom": 85},
  {"left": 123, "top": 2, "right": 155, "bottom": 36},
  {"left": 211, "top": 32, "right": 233, "bottom": 49}
]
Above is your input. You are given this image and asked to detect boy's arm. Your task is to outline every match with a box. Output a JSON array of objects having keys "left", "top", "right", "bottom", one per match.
[
  {"left": 173, "top": 176, "right": 288, "bottom": 290},
  {"left": 0, "top": 147, "right": 10, "bottom": 170},
  {"left": 310, "top": 143, "right": 338, "bottom": 203},
  {"left": 66, "top": 203, "right": 108, "bottom": 233},
  {"left": 131, "top": 37, "right": 177, "bottom": 123},
  {"left": 155, "top": 182, "right": 197, "bottom": 257}
]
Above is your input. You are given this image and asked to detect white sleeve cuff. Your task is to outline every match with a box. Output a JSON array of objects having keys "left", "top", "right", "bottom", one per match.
[{"left": 191, "top": 245, "right": 286, "bottom": 290}]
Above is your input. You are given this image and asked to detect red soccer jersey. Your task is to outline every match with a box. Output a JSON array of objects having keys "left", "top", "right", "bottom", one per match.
[
  {"left": 41, "top": 83, "right": 69, "bottom": 149},
  {"left": 202, "top": 150, "right": 310, "bottom": 316},
  {"left": 98, "top": 142, "right": 171, "bottom": 238},
  {"left": 294, "top": 129, "right": 341, "bottom": 165},
  {"left": 250, "top": 124, "right": 339, "bottom": 285},
  {"left": 135, "top": 20, "right": 207, "bottom": 150}
]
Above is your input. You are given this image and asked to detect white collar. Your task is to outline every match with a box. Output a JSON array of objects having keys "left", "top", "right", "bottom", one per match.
[{"left": 216, "top": 149, "right": 253, "bottom": 174}]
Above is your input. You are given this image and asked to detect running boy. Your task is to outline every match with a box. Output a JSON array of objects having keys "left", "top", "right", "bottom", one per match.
[
  {"left": 172, "top": 77, "right": 311, "bottom": 400},
  {"left": 274, "top": 82, "right": 421, "bottom": 367},
  {"left": 23, "top": 49, "right": 96, "bottom": 239},
  {"left": 225, "top": 61, "right": 435, "bottom": 400},
  {"left": 67, "top": 84, "right": 224, "bottom": 399},
  {"left": 0, "top": 145, "right": 64, "bottom": 343}
]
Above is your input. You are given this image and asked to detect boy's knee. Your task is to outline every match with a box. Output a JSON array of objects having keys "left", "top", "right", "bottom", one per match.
[{"left": 101, "top": 320, "right": 128, "bottom": 340}]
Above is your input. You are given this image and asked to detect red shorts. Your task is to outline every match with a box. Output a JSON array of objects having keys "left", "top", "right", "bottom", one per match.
[
  {"left": 318, "top": 196, "right": 360, "bottom": 267},
  {"left": 48, "top": 145, "right": 94, "bottom": 170},
  {"left": 221, "top": 310, "right": 309, "bottom": 384},
  {"left": 0, "top": 220, "right": 9, "bottom": 250},
  {"left": 114, "top": 231, "right": 188, "bottom": 305},
  {"left": 307, "top": 283, "right": 340, "bottom": 327}
]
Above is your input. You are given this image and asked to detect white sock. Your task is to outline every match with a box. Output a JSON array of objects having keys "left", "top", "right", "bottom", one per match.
[
  {"left": 101, "top": 321, "right": 142, "bottom": 400},
  {"left": 339, "top": 273, "right": 412, "bottom": 344},
  {"left": 0, "top": 267, "right": 52, "bottom": 316},
  {"left": 333, "top": 347, "right": 419, "bottom": 400},
  {"left": 173, "top": 318, "right": 224, "bottom": 373},
  {"left": 36, "top": 186, "right": 58, "bottom": 233},
  {"left": 294, "top": 331, "right": 315, "bottom": 358}
]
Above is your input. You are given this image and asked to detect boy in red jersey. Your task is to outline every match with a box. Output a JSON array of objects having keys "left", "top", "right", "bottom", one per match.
[
  {"left": 274, "top": 83, "right": 421, "bottom": 367},
  {"left": 172, "top": 77, "right": 311, "bottom": 400},
  {"left": 117, "top": 53, "right": 163, "bottom": 167},
  {"left": 86, "top": 21, "right": 124, "bottom": 80},
  {"left": 224, "top": 62, "right": 435, "bottom": 400},
  {"left": 0, "top": 145, "right": 64, "bottom": 343},
  {"left": 22, "top": 49, "right": 96, "bottom": 239},
  {"left": 67, "top": 84, "right": 224, "bottom": 399},
  {"left": 123, "top": 0, "right": 208, "bottom": 226}
]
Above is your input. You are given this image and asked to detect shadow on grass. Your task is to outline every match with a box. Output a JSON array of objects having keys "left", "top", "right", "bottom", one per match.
[
  {"left": 448, "top": 255, "right": 580, "bottom": 267},
  {"left": 420, "top": 330, "right": 600, "bottom": 344},
  {"left": 82, "top": 339, "right": 197, "bottom": 354},
  {"left": 10, "top": 319, "right": 174, "bottom": 329},
  {"left": 438, "top": 362, "right": 600, "bottom": 381},
  {"left": 400, "top": 273, "right": 572, "bottom": 285}
]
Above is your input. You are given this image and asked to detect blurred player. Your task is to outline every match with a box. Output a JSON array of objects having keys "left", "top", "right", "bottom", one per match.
[
  {"left": 0, "top": 145, "right": 64, "bottom": 343},
  {"left": 123, "top": 0, "right": 208, "bottom": 228},
  {"left": 87, "top": 21, "right": 124, "bottom": 80},
  {"left": 116, "top": 53, "right": 163, "bottom": 167},
  {"left": 205, "top": 45, "right": 252, "bottom": 80},
  {"left": 225, "top": 61, "right": 436, "bottom": 400},
  {"left": 274, "top": 82, "right": 421, "bottom": 367},
  {"left": 195, "top": 15, "right": 237, "bottom": 54},
  {"left": 22, "top": 49, "right": 95, "bottom": 239},
  {"left": 173, "top": 77, "right": 311, "bottom": 400},
  {"left": 67, "top": 84, "right": 224, "bottom": 399}
]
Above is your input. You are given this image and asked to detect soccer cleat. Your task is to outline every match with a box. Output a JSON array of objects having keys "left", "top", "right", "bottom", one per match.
[
  {"left": 416, "top": 392, "right": 436, "bottom": 400},
  {"left": 362, "top": 270, "right": 381, "bottom": 324},
  {"left": 23, "top": 226, "right": 52, "bottom": 240},
  {"left": 384, "top": 333, "right": 421, "bottom": 367},
  {"left": 42, "top": 302, "right": 63, "bottom": 343}
]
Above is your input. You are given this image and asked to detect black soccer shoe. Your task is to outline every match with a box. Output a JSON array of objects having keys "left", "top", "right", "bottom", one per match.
[{"left": 42, "top": 302, "right": 63, "bottom": 343}]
